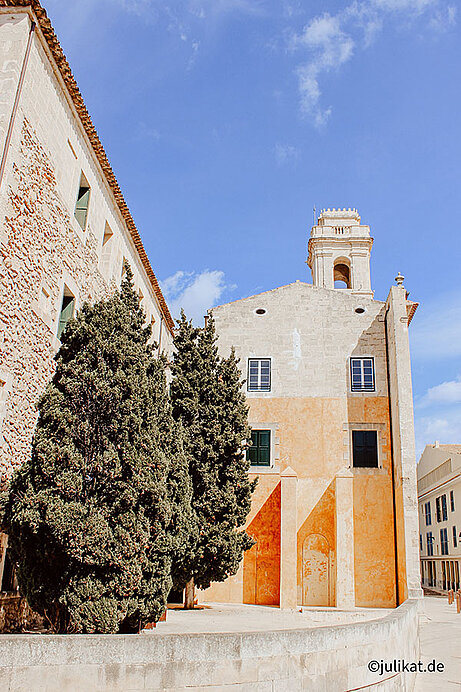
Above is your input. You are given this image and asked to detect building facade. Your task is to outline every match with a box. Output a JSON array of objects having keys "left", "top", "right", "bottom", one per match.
[
  {"left": 202, "top": 208, "right": 422, "bottom": 609},
  {"left": 0, "top": 1, "right": 173, "bottom": 592},
  {"left": 417, "top": 443, "right": 461, "bottom": 592}
]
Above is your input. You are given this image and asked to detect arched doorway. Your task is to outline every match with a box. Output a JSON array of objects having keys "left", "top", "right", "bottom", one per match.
[{"left": 302, "top": 533, "right": 331, "bottom": 606}]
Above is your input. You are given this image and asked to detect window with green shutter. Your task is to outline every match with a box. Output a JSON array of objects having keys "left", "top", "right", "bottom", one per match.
[
  {"left": 57, "top": 288, "right": 75, "bottom": 339},
  {"left": 248, "top": 430, "right": 271, "bottom": 466},
  {"left": 74, "top": 173, "right": 91, "bottom": 230}
]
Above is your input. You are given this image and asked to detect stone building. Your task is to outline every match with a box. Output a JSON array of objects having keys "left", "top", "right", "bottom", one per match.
[
  {"left": 0, "top": 0, "right": 174, "bottom": 594},
  {"left": 417, "top": 443, "right": 461, "bottom": 593},
  {"left": 202, "top": 208, "right": 422, "bottom": 609}
]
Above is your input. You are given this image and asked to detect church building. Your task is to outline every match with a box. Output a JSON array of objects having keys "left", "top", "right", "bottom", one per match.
[{"left": 202, "top": 208, "right": 422, "bottom": 609}]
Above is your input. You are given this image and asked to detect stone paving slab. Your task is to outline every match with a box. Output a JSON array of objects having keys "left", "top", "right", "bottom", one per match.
[{"left": 415, "top": 595, "right": 461, "bottom": 691}]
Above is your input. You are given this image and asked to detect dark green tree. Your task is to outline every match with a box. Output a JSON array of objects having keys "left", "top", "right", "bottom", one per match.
[
  {"left": 1, "top": 267, "right": 186, "bottom": 633},
  {"left": 170, "top": 312, "right": 256, "bottom": 603}
]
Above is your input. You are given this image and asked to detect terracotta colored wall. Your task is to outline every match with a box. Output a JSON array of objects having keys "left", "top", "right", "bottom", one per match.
[
  {"left": 347, "top": 397, "right": 397, "bottom": 607},
  {"left": 297, "top": 481, "right": 336, "bottom": 606},
  {"left": 244, "top": 484, "right": 281, "bottom": 605},
  {"left": 204, "top": 395, "right": 398, "bottom": 609}
]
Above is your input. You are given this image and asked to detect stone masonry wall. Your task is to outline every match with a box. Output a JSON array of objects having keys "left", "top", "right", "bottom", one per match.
[
  {"left": 0, "top": 10, "right": 173, "bottom": 482},
  {"left": 0, "top": 117, "right": 108, "bottom": 482}
]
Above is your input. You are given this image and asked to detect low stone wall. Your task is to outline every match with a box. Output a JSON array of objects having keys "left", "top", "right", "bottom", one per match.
[
  {"left": 0, "top": 599, "right": 420, "bottom": 691},
  {"left": 0, "top": 594, "right": 44, "bottom": 633}
]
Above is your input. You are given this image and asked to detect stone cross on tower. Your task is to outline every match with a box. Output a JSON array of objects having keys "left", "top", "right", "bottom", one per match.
[{"left": 307, "top": 208, "right": 373, "bottom": 297}]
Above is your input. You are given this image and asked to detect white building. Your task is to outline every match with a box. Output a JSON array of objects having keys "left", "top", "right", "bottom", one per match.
[
  {"left": 417, "top": 443, "right": 461, "bottom": 592},
  {"left": 0, "top": 1, "right": 174, "bottom": 597}
]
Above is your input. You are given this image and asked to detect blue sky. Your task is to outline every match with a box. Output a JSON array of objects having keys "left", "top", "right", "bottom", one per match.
[{"left": 44, "top": 0, "right": 461, "bottom": 455}]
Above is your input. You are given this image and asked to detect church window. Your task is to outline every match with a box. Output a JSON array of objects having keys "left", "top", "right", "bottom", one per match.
[
  {"left": 350, "top": 357, "right": 375, "bottom": 392},
  {"left": 352, "top": 430, "right": 378, "bottom": 468},
  {"left": 57, "top": 286, "right": 75, "bottom": 339},
  {"left": 74, "top": 173, "right": 91, "bottom": 230},
  {"left": 248, "top": 430, "right": 271, "bottom": 466},
  {"left": 247, "top": 358, "right": 271, "bottom": 392}
]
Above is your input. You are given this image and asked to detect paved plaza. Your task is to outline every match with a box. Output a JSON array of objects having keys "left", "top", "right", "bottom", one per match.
[
  {"left": 415, "top": 595, "right": 461, "bottom": 691},
  {"left": 149, "top": 601, "right": 391, "bottom": 635}
]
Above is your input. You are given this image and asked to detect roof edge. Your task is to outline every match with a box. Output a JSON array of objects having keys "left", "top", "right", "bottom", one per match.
[{"left": 0, "top": 0, "right": 174, "bottom": 333}]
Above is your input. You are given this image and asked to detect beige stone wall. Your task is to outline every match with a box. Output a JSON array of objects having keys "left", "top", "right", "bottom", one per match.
[
  {"left": 0, "top": 599, "right": 421, "bottom": 691},
  {"left": 0, "top": 10, "right": 172, "bottom": 482},
  {"left": 385, "top": 286, "right": 422, "bottom": 601},
  {"left": 212, "top": 281, "right": 386, "bottom": 399}
]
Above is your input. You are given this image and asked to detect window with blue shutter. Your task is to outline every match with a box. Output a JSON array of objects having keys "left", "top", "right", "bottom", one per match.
[
  {"left": 424, "top": 501, "right": 432, "bottom": 526},
  {"left": 426, "top": 532, "right": 433, "bottom": 556},
  {"left": 440, "top": 528, "right": 448, "bottom": 555}
]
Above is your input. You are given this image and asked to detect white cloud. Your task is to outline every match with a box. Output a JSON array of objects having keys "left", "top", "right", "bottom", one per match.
[
  {"left": 274, "top": 143, "right": 300, "bottom": 165},
  {"left": 414, "top": 406, "right": 461, "bottom": 457},
  {"left": 416, "top": 376, "right": 461, "bottom": 408},
  {"left": 293, "top": 13, "right": 354, "bottom": 126},
  {"left": 190, "top": 0, "right": 264, "bottom": 18},
  {"left": 161, "top": 269, "right": 230, "bottom": 325},
  {"left": 290, "top": 0, "right": 456, "bottom": 126},
  {"left": 410, "top": 292, "right": 461, "bottom": 361},
  {"left": 136, "top": 122, "right": 161, "bottom": 142}
]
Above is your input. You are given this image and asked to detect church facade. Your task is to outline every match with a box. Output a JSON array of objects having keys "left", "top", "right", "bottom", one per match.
[{"left": 202, "top": 208, "right": 422, "bottom": 609}]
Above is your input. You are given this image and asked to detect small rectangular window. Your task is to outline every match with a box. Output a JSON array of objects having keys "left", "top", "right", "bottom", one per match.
[
  {"left": 57, "top": 287, "right": 75, "bottom": 339},
  {"left": 453, "top": 526, "right": 458, "bottom": 549},
  {"left": 350, "top": 357, "right": 375, "bottom": 392},
  {"left": 450, "top": 490, "right": 455, "bottom": 512},
  {"left": 74, "top": 173, "right": 90, "bottom": 230},
  {"left": 440, "top": 528, "right": 448, "bottom": 555},
  {"left": 419, "top": 534, "right": 423, "bottom": 552},
  {"left": 436, "top": 496, "right": 441, "bottom": 523},
  {"left": 352, "top": 430, "right": 378, "bottom": 468},
  {"left": 247, "top": 359, "right": 271, "bottom": 392},
  {"left": 248, "top": 429, "right": 271, "bottom": 466},
  {"left": 425, "top": 501, "right": 432, "bottom": 526},
  {"left": 426, "top": 532, "right": 433, "bottom": 556}
]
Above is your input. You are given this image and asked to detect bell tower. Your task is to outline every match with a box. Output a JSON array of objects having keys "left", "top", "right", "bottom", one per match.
[{"left": 307, "top": 208, "right": 373, "bottom": 297}]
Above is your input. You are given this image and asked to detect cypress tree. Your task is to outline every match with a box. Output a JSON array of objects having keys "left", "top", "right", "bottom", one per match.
[
  {"left": 1, "top": 267, "right": 181, "bottom": 633},
  {"left": 170, "top": 312, "right": 256, "bottom": 599}
]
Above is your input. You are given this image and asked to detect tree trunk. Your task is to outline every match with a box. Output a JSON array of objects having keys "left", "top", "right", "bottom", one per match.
[{"left": 184, "top": 578, "right": 195, "bottom": 609}]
